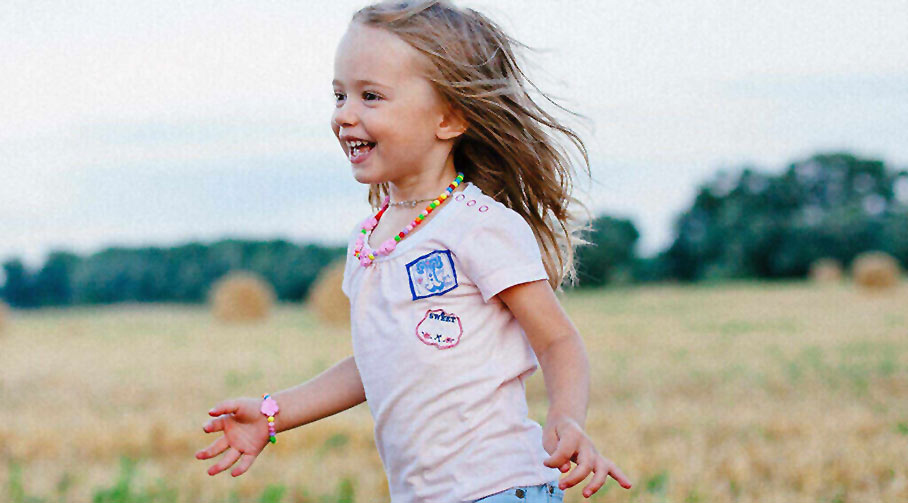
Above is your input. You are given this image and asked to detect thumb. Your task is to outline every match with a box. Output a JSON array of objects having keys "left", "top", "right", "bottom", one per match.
[
  {"left": 209, "top": 400, "right": 239, "bottom": 416},
  {"left": 542, "top": 436, "right": 564, "bottom": 467},
  {"left": 541, "top": 425, "right": 559, "bottom": 456}
]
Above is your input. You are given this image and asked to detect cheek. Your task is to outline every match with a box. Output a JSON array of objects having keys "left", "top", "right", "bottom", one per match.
[{"left": 378, "top": 112, "right": 435, "bottom": 148}]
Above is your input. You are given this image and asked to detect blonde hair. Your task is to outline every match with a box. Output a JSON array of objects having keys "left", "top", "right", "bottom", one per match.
[{"left": 353, "top": 0, "right": 593, "bottom": 290}]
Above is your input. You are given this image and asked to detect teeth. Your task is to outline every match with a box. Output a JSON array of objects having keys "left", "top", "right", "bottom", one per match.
[{"left": 346, "top": 140, "right": 372, "bottom": 148}]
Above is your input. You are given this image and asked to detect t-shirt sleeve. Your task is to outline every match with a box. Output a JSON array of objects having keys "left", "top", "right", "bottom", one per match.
[
  {"left": 454, "top": 207, "right": 550, "bottom": 303},
  {"left": 341, "top": 221, "right": 361, "bottom": 299}
]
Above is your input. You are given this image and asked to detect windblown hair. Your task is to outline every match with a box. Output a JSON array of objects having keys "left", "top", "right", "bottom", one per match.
[{"left": 353, "top": 0, "right": 594, "bottom": 290}]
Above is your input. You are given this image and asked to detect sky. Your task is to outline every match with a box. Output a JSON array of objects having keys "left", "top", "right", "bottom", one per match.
[{"left": 2, "top": 0, "right": 907, "bottom": 271}]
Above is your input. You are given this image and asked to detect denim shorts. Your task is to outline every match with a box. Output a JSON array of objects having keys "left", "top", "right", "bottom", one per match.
[{"left": 471, "top": 479, "right": 564, "bottom": 502}]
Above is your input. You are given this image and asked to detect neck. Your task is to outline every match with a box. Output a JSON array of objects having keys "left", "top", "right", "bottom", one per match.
[{"left": 387, "top": 152, "right": 460, "bottom": 204}]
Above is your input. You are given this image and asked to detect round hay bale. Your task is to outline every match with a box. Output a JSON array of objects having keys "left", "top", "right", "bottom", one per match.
[
  {"left": 851, "top": 251, "right": 902, "bottom": 291},
  {"left": 307, "top": 259, "right": 349, "bottom": 326},
  {"left": 809, "top": 258, "right": 843, "bottom": 283},
  {"left": 209, "top": 270, "right": 276, "bottom": 323}
]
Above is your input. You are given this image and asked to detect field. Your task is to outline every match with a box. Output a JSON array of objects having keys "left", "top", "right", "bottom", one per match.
[{"left": 1, "top": 281, "right": 907, "bottom": 502}]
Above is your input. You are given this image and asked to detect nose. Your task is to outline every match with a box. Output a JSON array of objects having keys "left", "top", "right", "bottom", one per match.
[{"left": 332, "top": 98, "right": 359, "bottom": 129}]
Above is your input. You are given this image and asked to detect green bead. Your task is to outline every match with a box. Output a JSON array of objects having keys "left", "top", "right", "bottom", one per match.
[
  {"left": 269, "top": 436, "right": 276, "bottom": 443},
  {"left": 394, "top": 235, "right": 401, "bottom": 242},
  {"left": 361, "top": 229, "right": 367, "bottom": 234},
  {"left": 430, "top": 202, "right": 437, "bottom": 209}
]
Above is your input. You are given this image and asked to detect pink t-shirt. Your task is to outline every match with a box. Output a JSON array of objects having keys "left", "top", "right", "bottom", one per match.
[{"left": 342, "top": 181, "right": 561, "bottom": 502}]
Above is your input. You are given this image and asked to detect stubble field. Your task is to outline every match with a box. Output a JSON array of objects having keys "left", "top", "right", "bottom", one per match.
[{"left": 1, "top": 280, "right": 907, "bottom": 502}]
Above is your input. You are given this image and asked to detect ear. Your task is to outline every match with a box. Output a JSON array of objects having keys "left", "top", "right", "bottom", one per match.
[{"left": 435, "top": 104, "right": 468, "bottom": 141}]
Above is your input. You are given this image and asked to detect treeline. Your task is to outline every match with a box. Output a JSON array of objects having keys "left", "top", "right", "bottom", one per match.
[
  {"left": 662, "top": 151, "right": 908, "bottom": 281},
  {"left": 568, "top": 151, "right": 907, "bottom": 285},
  {"left": 2, "top": 151, "right": 906, "bottom": 308},
  {"left": 1, "top": 240, "right": 344, "bottom": 308}
]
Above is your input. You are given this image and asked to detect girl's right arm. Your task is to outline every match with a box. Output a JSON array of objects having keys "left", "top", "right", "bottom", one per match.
[
  {"left": 269, "top": 354, "right": 366, "bottom": 432},
  {"left": 197, "top": 355, "right": 366, "bottom": 477}
]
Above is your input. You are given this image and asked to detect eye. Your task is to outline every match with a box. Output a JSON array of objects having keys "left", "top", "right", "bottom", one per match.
[{"left": 363, "top": 91, "right": 381, "bottom": 101}]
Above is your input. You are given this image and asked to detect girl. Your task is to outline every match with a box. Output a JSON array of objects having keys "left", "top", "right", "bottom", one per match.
[{"left": 195, "top": 1, "right": 632, "bottom": 501}]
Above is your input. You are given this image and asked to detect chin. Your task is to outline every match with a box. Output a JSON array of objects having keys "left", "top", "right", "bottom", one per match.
[{"left": 351, "top": 166, "right": 387, "bottom": 186}]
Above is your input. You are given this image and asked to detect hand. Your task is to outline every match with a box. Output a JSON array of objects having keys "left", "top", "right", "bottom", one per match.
[
  {"left": 542, "top": 416, "right": 632, "bottom": 499},
  {"left": 195, "top": 397, "right": 270, "bottom": 477}
]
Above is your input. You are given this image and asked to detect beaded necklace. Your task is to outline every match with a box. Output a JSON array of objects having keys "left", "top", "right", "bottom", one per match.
[{"left": 354, "top": 172, "right": 464, "bottom": 267}]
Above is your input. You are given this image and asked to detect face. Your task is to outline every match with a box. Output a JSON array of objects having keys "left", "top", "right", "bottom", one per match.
[{"left": 331, "top": 23, "right": 454, "bottom": 185}]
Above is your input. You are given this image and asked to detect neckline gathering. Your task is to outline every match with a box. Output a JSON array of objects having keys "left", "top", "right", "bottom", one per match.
[{"left": 363, "top": 181, "right": 475, "bottom": 264}]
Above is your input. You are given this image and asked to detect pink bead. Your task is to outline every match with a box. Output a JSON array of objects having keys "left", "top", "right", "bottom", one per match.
[
  {"left": 354, "top": 236, "right": 363, "bottom": 252},
  {"left": 260, "top": 398, "right": 279, "bottom": 416},
  {"left": 359, "top": 254, "right": 373, "bottom": 267},
  {"left": 361, "top": 216, "right": 378, "bottom": 231},
  {"left": 406, "top": 223, "right": 415, "bottom": 231},
  {"left": 378, "top": 238, "right": 397, "bottom": 254}
]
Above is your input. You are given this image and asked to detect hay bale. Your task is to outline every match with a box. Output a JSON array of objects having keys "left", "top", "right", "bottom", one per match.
[
  {"left": 307, "top": 259, "right": 349, "bottom": 326},
  {"left": 851, "top": 251, "right": 902, "bottom": 291},
  {"left": 809, "top": 258, "right": 843, "bottom": 283},
  {"left": 209, "top": 271, "right": 276, "bottom": 323}
]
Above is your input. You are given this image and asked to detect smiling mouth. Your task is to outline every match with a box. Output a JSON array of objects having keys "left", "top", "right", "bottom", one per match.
[
  {"left": 348, "top": 142, "right": 376, "bottom": 163},
  {"left": 349, "top": 142, "right": 375, "bottom": 156}
]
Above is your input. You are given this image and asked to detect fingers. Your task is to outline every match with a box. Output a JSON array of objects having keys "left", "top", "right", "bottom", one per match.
[
  {"left": 230, "top": 453, "right": 257, "bottom": 477},
  {"left": 557, "top": 446, "right": 594, "bottom": 491},
  {"left": 608, "top": 462, "right": 633, "bottom": 489},
  {"left": 202, "top": 416, "right": 226, "bottom": 434},
  {"left": 574, "top": 457, "right": 634, "bottom": 498},
  {"left": 580, "top": 457, "right": 608, "bottom": 498},
  {"left": 543, "top": 435, "right": 576, "bottom": 469},
  {"left": 195, "top": 435, "right": 229, "bottom": 460},
  {"left": 207, "top": 447, "right": 241, "bottom": 476},
  {"left": 209, "top": 400, "right": 238, "bottom": 417}
]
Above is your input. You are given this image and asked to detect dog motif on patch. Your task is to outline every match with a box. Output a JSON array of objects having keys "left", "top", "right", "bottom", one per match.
[
  {"left": 406, "top": 249, "right": 458, "bottom": 300},
  {"left": 415, "top": 308, "right": 463, "bottom": 349}
]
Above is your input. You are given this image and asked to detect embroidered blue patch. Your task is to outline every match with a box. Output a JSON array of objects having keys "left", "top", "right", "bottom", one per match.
[{"left": 406, "top": 250, "right": 458, "bottom": 300}]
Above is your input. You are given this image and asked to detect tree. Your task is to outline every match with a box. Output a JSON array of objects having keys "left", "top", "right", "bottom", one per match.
[
  {"left": 665, "top": 151, "right": 908, "bottom": 281},
  {"left": 574, "top": 215, "right": 640, "bottom": 287},
  {"left": 1, "top": 259, "right": 36, "bottom": 308}
]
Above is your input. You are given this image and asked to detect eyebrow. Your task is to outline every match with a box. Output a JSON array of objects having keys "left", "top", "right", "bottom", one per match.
[{"left": 332, "top": 78, "right": 389, "bottom": 88}]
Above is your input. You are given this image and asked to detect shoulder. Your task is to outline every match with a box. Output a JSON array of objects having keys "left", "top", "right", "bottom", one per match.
[
  {"left": 448, "top": 183, "right": 539, "bottom": 258},
  {"left": 447, "top": 183, "right": 549, "bottom": 302},
  {"left": 452, "top": 183, "right": 530, "bottom": 232}
]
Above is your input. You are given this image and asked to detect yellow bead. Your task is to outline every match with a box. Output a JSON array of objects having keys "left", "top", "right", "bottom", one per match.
[
  {"left": 439, "top": 194, "right": 447, "bottom": 200},
  {"left": 268, "top": 417, "right": 274, "bottom": 422},
  {"left": 433, "top": 199, "right": 440, "bottom": 206},
  {"left": 368, "top": 254, "right": 375, "bottom": 259}
]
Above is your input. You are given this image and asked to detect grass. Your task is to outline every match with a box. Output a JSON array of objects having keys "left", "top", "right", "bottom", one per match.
[{"left": 1, "top": 280, "right": 907, "bottom": 502}]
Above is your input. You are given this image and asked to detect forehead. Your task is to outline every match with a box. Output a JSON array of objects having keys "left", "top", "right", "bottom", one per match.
[{"left": 333, "top": 23, "right": 428, "bottom": 89}]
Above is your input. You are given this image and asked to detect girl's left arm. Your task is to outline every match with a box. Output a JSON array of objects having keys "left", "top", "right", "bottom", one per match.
[{"left": 498, "top": 279, "right": 633, "bottom": 498}]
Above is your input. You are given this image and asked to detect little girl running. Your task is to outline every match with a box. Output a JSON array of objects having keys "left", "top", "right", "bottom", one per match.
[{"left": 196, "top": 1, "right": 632, "bottom": 501}]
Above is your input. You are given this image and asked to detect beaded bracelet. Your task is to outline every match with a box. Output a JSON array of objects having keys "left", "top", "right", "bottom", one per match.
[{"left": 260, "top": 393, "right": 279, "bottom": 444}]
